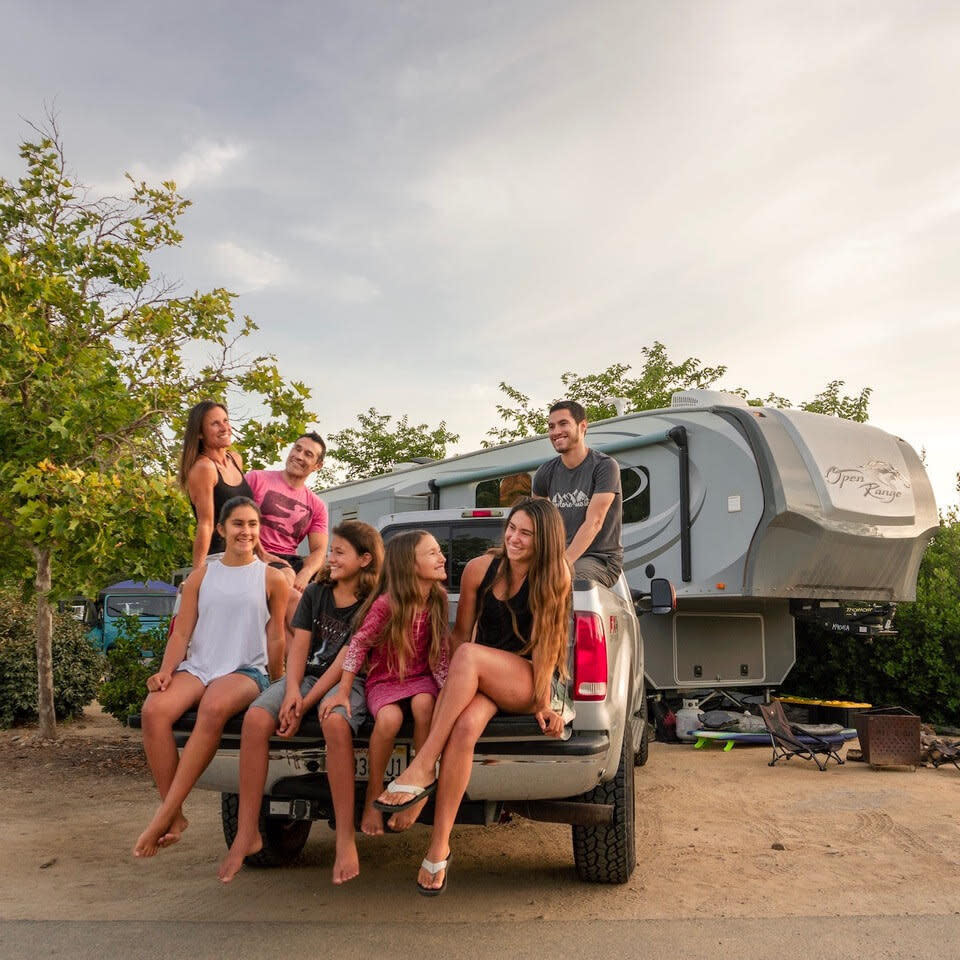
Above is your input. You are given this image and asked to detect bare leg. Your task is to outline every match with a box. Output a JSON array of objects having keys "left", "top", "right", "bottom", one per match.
[
  {"left": 388, "top": 692, "right": 437, "bottom": 831},
  {"left": 217, "top": 705, "right": 276, "bottom": 882},
  {"left": 361, "top": 703, "right": 403, "bottom": 835},
  {"left": 378, "top": 645, "right": 537, "bottom": 808},
  {"left": 323, "top": 712, "right": 360, "bottom": 885},
  {"left": 140, "top": 671, "right": 206, "bottom": 844},
  {"left": 419, "top": 694, "right": 497, "bottom": 891},
  {"left": 135, "top": 673, "right": 259, "bottom": 858}
]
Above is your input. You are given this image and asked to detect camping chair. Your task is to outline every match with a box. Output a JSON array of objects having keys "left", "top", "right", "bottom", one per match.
[{"left": 759, "top": 701, "right": 845, "bottom": 772}]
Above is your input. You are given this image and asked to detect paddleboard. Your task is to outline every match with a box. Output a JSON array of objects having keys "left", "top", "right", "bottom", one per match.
[{"left": 690, "top": 728, "right": 858, "bottom": 751}]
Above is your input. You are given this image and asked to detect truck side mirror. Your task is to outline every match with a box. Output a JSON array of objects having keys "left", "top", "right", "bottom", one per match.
[{"left": 649, "top": 578, "right": 676, "bottom": 615}]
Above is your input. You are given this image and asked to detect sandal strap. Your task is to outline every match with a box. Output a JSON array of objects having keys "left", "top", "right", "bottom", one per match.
[
  {"left": 387, "top": 781, "right": 426, "bottom": 797},
  {"left": 421, "top": 856, "right": 449, "bottom": 875}
]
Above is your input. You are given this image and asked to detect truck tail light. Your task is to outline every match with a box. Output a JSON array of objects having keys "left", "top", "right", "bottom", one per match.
[{"left": 574, "top": 612, "right": 607, "bottom": 701}]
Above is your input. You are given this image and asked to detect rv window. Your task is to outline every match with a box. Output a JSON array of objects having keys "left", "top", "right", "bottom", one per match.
[
  {"left": 475, "top": 472, "right": 532, "bottom": 508},
  {"left": 621, "top": 466, "right": 650, "bottom": 524}
]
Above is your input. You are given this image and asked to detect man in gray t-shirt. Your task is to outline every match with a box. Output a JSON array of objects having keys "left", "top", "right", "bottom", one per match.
[{"left": 532, "top": 400, "right": 623, "bottom": 587}]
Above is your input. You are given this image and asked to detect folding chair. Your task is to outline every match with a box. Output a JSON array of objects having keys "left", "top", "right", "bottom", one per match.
[{"left": 759, "top": 701, "right": 845, "bottom": 771}]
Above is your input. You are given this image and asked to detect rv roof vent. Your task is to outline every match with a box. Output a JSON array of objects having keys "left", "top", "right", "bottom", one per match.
[{"left": 670, "top": 389, "right": 750, "bottom": 409}]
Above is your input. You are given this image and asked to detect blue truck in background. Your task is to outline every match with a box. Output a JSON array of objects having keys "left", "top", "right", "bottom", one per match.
[{"left": 84, "top": 579, "right": 177, "bottom": 653}]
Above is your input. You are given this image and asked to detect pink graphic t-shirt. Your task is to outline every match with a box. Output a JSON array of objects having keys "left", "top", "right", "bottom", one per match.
[{"left": 244, "top": 470, "right": 328, "bottom": 555}]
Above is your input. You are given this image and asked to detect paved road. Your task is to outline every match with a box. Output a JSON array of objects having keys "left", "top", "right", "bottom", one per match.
[{"left": 3, "top": 916, "right": 959, "bottom": 960}]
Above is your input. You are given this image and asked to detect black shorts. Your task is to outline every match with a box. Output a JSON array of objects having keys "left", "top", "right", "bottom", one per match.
[{"left": 273, "top": 553, "right": 304, "bottom": 573}]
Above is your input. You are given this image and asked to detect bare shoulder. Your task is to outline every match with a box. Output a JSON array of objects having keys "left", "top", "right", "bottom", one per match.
[
  {"left": 265, "top": 564, "right": 288, "bottom": 593},
  {"left": 188, "top": 457, "right": 217, "bottom": 485},
  {"left": 461, "top": 554, "right": 494, "bottom": 590},
  {"left": 182, "top": 564, "right": 208, "bottom": 595}
]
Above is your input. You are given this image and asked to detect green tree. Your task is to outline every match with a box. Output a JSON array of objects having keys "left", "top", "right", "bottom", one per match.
[
  {"left": 323, "top": 407, "right": 459, "bottom": 483},
  {"left": 0, "top": 120, "right": 313, "bottom": 738},
  {"left": 485, "top": 342, "right": 873, "bottom": 446},
  {"left": 734, "top": 379, "right": 872, "bottom": 422},
  {"left": 484, "top": 343, "right": 728, "bottom": 446}
]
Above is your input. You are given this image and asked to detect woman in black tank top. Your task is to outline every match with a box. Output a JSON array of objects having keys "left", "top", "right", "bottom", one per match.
[
  {"left": 179, "top": 401, "right": 255, "bottom": 567},
  {"left": 203, "top": 453, "right": 255, "bottom": 553},
  {"left": 474, "top": 553, "right": 533, "bottom": 655},
  {"left": 372, "top": 498, "right": 572, "bottom": 894}
]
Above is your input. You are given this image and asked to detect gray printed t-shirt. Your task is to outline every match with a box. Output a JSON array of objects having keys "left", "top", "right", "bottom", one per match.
[{"left": 532, "top": 448, "right": 623, "bottom": 574}]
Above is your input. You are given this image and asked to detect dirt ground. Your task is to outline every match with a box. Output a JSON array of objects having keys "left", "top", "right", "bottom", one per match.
[{"left": 2, "top": 703, "right": 959, "bottom": 923}]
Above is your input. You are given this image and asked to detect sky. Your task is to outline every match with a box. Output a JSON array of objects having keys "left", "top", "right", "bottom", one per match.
[{"left": 3, "top": 0, "right": 958, "bottom": 507}]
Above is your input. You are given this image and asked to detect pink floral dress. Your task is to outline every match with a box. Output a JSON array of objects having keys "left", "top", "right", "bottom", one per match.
[{"left": 342, "top": 595, "right": 449, "bottom": 717}]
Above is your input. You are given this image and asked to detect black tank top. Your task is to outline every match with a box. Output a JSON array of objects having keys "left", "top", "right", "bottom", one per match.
[
  {"left": 192, "top": 452, "right": 255, "bottom": 555},
  {"left": 474, "top": 557, "right": 533, "bottom": 656}
]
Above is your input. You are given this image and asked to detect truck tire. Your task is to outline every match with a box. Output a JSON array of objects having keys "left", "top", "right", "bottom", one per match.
[
  {"left": 220, "top": 793, "right": 312, "bottom": 868},
  {"left": 571, "top": 723, "right": 636, "bottom": 883}
]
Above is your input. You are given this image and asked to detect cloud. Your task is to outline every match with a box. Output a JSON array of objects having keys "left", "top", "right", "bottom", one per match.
[
  {"left": 212, "top": 241, "right": 292, "bottom": 291},
  {"left": 317, "top": 273, "right": 380, "bottom": 304},
  {"left": 96, "top": 140, "right": 245, "bottom": 195}
]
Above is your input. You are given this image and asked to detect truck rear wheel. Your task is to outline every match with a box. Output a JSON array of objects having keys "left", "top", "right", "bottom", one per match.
[
  {"left": 220, "top": 793, "right": 312, "bottom": 868},
  {"left": 571, "top": 723, "right": 636, "bottom": 883}
]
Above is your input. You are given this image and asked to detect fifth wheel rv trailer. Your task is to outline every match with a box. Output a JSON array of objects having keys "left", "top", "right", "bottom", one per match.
[{"left": 319, "top": 391, "right": 937, "bottom": 695}]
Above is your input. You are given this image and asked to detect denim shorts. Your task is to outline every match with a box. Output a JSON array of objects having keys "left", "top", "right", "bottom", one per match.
[
  {"left": 252, "top": 674, "right": 369, "bottom": 735},
  {"left": 234, "top": 667, "right": 270, "bottom": 693}
]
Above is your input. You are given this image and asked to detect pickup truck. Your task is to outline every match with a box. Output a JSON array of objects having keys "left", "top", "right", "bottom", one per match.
[{"left": 148, "top": 510, "right": 673, "bottom": 884}]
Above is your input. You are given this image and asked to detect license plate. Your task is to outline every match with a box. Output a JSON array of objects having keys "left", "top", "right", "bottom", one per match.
[{"left": 354, "top": 745, "right": 408, "bottom": 780}]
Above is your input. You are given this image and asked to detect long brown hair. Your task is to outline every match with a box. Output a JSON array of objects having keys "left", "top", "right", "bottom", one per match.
[
  {"left": 482, "top": 497, "right": 571, "bottom": 707},
  {"left": 315, "top": 521, "right": 384, "bottom": 607},
  {"left": 356, "top": 530, "right": 448, "bottom": 681},
  {"left": 179, "top": 400, "right": 229, "bottom": 489}
]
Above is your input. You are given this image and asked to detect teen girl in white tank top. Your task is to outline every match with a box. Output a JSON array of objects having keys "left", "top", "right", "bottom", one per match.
[{"left": 178, "top": 557, "right": 269, "bottom": 684}]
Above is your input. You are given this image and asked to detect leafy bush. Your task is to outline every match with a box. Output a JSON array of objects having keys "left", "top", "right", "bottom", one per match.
[
  {"left": 98, "top": 615, "right": 169, "bottom": 725},
  {"left": 787, "top": 509, "right": 960, "bottom": 725},
  {"left": 0, "top": 592, "right": 104, "bottom": 728}
]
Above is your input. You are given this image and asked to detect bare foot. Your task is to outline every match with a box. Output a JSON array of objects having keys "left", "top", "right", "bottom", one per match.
[
  {"left": 217, "top": 832, "right": 263, "bottom": 883},
  {"left": 133, "top": 818, "right": 170, "bottom": 859},
  {"left": 360, "top": 805, "right": 384, "bottom": 836},
  {"left": 332, "top": 839, "right": 360, "bottom": 885},
  {"left": 157, "top": 813, "right": 189, "bottom": 848},
  {"left": 375, "top": 757, "right": 435, "bottom": 809},
  {"left": 387, "top": 796, "right": 428, "bottom": 832}
]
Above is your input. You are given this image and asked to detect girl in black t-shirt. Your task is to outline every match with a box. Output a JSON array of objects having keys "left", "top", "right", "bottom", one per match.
[{"left": 218, "top": 521, "right": 384, "bottom": 886}]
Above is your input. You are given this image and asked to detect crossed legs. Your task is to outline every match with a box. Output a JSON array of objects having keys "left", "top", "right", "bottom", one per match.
[{"left": 135, "top": 672, "right": 260, "bottom": 858}]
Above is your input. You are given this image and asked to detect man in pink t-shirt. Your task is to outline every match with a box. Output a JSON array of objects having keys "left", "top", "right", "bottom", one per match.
[{"left": 245, "top": 432, "right": 329, "bottom": 593}]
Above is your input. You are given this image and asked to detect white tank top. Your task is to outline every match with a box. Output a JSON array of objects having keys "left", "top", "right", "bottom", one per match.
[{"left": 181, "top": 558, "right": 269, "bottom": 682}]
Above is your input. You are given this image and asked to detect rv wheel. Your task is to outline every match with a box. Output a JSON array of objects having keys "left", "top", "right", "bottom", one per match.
[{"left": 220, "top": 793, "right": 312, "bottom": 868}]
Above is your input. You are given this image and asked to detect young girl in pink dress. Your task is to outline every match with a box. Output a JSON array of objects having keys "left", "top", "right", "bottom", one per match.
[{"left": 320, "top": 529, "right": 449, "bottom": 834}]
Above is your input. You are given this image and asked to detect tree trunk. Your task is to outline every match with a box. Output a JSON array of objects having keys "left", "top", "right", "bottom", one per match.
[{"left": 34, "top": 548, "right": 57, "bottom": 740}]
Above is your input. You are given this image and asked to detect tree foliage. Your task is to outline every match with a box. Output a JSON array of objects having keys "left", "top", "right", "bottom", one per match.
[
  {"left": 734, "top": 379, "right": 872, "bottom": 422},
  {"left": 98, "top": 615, "right": 169, "bottom": 725},
  {"left": 483, "top": 342, "right": 872, "bottom": 447},
  {"left": 324, "top": 407, "right": 460, "bottom": 483},
  {"left": 0, "top": 590, "right": 103, "bottom": 728},
  {"left": 0, "top": 119, "right": 314, "bottom": 736},
  {"left": 484, "top": 343, "right": 727, "bottom": 445}
]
